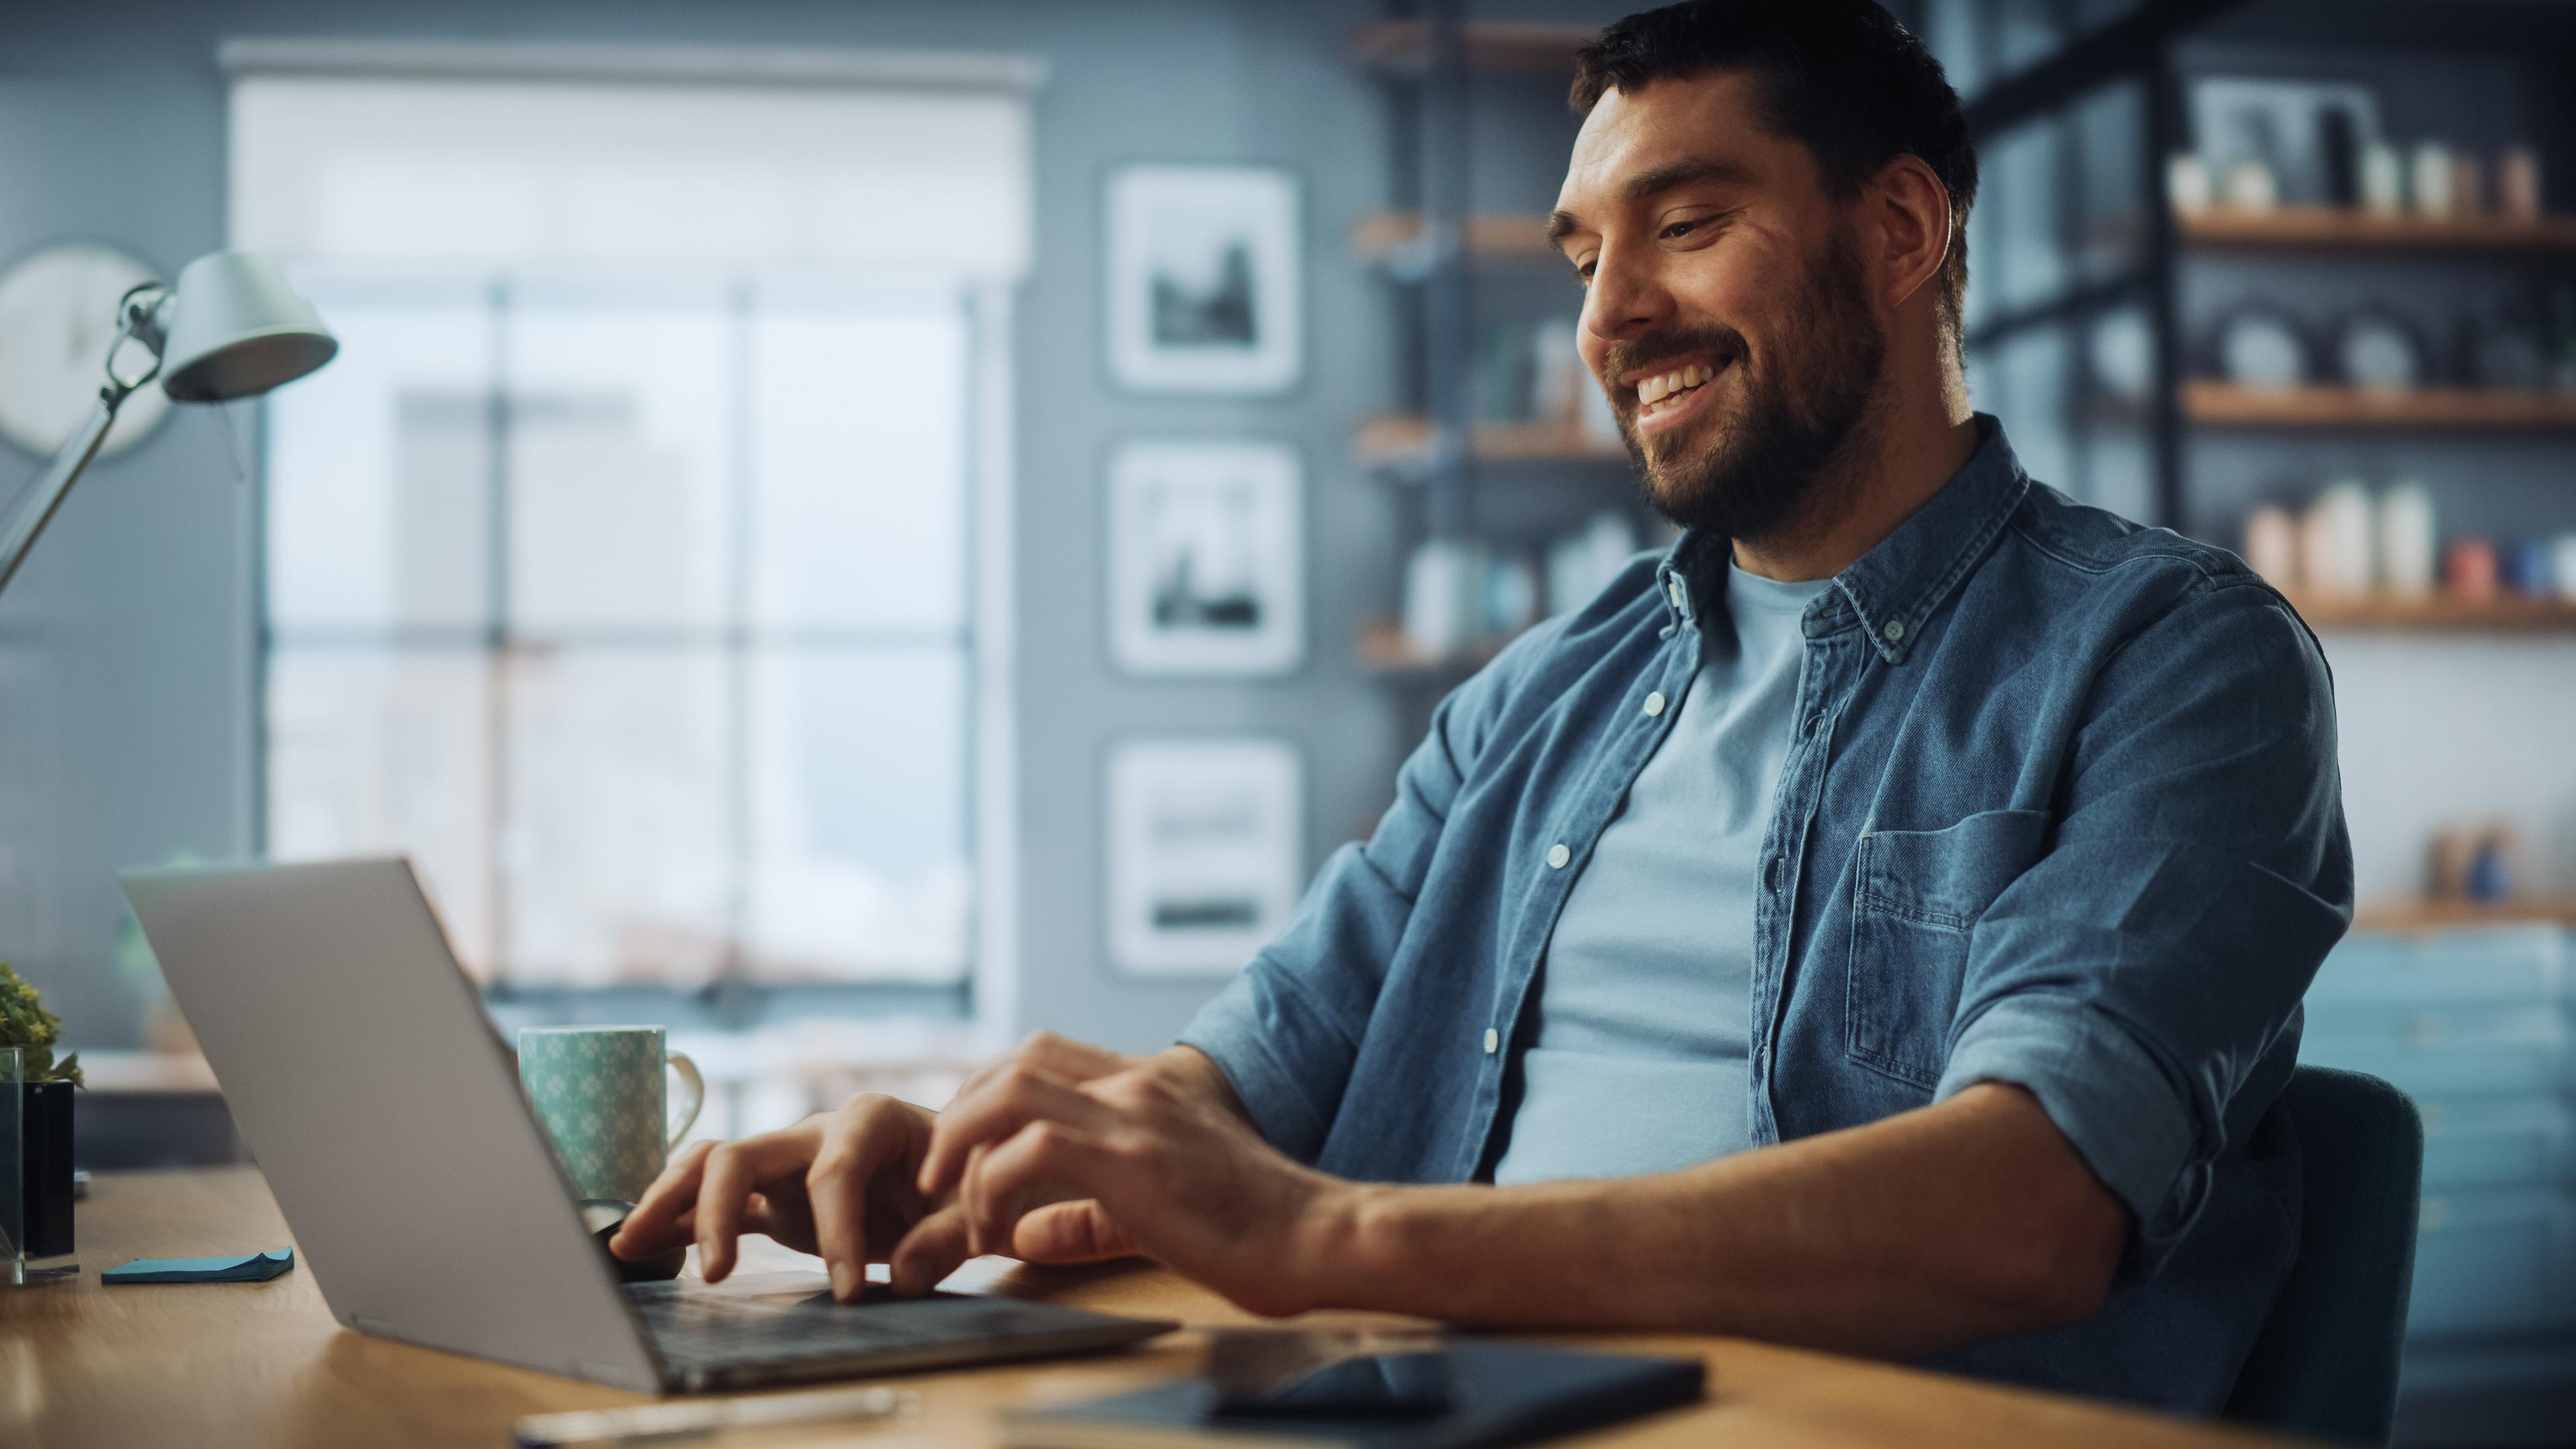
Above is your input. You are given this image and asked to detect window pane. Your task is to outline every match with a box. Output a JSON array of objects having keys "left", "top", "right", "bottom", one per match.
[
  {"left": 265, "top": 647, "right": 495, "bottom": 975},
  {"left": 264, "top": 290, "right": 492, "bottom": 632},
  {"left": 506, "top": 300, "right": 731, "bottom": 633},
  {"left": 749, "top": 306, "right": 968, "bottom": 631},
  {"left": 502, "top": 649, "right": 731, "bottom": 985},
  {"left": 744, "top": 649, "right": 969, "bottom": 982}
]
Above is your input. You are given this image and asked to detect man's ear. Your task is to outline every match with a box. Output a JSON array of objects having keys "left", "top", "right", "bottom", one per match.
[{"left": 1865, "top": 153, "right": 1953, "bottom": 316}]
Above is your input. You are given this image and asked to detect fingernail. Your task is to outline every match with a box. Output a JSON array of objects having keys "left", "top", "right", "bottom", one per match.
[{"left": 829, "top": 1261, "right": 858, "bottom": 1301}]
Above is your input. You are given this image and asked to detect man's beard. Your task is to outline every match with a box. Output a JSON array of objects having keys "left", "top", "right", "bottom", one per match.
[{"left": 1607, "top": 227, "right": 1887, "bottom": 545}]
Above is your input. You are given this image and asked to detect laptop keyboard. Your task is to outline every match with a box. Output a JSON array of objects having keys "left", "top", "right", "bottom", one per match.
[{"left": 626, "top": 1281, "right": 946, "bottom": 1370}]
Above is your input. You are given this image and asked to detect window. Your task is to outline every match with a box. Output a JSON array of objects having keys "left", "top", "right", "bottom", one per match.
[{"left": 231, "top": 46, "right": 1031, "bottom": 1008}]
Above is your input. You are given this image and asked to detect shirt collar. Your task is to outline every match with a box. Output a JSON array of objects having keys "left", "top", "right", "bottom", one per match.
[{"left": 1652, "top": 413, "right": 2029, "bottom": 665}]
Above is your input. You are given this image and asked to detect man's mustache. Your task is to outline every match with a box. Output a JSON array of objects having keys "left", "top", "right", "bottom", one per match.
[{"left": 1601, "top": 326, "right": 1748, "bottom": 394}]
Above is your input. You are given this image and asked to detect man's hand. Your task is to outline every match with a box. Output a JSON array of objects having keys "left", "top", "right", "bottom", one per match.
[
  {"left": 610, "top": 1092, "right": 971, "bottom": 1299},
  {"left": 916, "top": 1034, "right": 1347, "bottom": 1318},
  {"left": 609, "top": 1032, "right": 1327, "bottom": 1308}
]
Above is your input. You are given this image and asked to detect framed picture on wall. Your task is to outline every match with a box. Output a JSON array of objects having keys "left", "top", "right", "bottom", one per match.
[
  {"left": 1107, "top": 439, "right": 1304, "bottom": 676},
  {"left": 1106, "top": 738, "right": 1303, "bottom": 976},
  {"left": 1104, "top": 164, "right": 1302, "bottom": 394}
]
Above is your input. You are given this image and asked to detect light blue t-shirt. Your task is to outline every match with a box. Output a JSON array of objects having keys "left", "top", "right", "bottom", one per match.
[{"left": 1491, "top": 562, "right": 1829, "bottom": 1185}]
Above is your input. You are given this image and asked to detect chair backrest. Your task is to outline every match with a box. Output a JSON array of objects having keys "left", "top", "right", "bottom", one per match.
[{"left": 2225, "top": 1065, "right": 2424, "bottom": 1446}]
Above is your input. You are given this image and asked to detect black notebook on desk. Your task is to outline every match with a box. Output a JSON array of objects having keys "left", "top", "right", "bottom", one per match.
[{"left": 1002, "top": 1332, "right": 1705, "bottom": 1449}]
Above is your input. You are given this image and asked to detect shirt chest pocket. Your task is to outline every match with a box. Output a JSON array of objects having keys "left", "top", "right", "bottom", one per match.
[{"left": 1845, "top": 808, "right": 2052, "bottom": 1090}]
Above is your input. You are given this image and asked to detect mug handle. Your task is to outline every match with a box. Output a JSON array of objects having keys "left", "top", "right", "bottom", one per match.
[{"left": 665, "top": 1051, "right": 705, "bottom": 1149}]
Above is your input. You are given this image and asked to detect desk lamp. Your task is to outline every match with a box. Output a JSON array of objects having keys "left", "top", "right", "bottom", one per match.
[{"left": 0, "top": 250, "right": 336, "bottom": 597}]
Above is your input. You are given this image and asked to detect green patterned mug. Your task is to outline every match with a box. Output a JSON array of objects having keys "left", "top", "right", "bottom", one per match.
[{"left": 518, "top": 1026, "right": 704, "bottom": 1203}]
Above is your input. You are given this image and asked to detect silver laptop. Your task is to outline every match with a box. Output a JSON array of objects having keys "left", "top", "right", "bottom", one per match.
[{"left": 121, "top": 856, "right": 1174, "bottom": 1393}]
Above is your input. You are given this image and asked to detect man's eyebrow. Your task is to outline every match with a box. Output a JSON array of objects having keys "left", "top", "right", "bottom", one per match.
[
  {"left": 1548, "top": 158, "right": 1752, "bottom": 256},
  {"left": 1623, "top": 156, "right": 1751, "bottom": 202}
]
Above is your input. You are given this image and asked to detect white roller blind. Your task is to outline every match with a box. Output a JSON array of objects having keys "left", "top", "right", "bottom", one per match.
[{"left": 228, "top": 49, "right": 1033, "bottom": 278}]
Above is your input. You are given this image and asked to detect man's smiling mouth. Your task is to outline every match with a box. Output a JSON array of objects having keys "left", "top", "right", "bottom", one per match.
[{"left": 1631, "top": 359, "right": 1727, "bottom": 429}]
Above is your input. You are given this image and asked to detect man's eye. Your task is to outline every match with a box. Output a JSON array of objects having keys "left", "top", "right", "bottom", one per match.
[{"left": 1662, "top": 219, "right": 1701, "bottom": 240}]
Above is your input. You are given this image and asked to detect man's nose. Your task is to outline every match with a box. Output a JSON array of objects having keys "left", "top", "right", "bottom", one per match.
[{"left": 1582, "top": 243, "right": 1672, "bottom": 345}]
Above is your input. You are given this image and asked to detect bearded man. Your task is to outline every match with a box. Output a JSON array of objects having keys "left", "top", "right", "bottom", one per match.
[{"left": 616, "top": 0, "right": 2351, "bottom": 1413}]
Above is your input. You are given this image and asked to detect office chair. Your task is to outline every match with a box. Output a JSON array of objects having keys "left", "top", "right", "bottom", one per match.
[{"left": 2225, "top": 1065, "right": 2424, "bottom": 1446}]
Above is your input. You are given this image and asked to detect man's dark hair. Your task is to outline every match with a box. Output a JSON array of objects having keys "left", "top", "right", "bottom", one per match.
[{"left": 1572, "top": 0, "right": 1978, "bottom": 362}]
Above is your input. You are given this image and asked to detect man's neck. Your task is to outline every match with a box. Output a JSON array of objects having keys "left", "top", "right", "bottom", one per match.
[{"left": 1731, "top": 390, "right": 1980, "bottom": 584}]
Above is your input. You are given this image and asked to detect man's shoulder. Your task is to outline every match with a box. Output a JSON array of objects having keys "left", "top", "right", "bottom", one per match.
[{"left": 1990, "top": 480, "right": 2296, "bottom": 632}]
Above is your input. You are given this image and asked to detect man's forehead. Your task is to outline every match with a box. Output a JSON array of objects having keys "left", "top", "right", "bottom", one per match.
[{"left": 1556, "top": 70, "right": 1776, "bottom": 218}]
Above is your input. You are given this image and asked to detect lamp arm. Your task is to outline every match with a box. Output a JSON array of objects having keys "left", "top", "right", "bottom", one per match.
[
  {"left": 0, "top": 392, "right": 125, "bottom": 600},
  {"left": 0, "top": 283, "right": 169, "bottom": 601}
]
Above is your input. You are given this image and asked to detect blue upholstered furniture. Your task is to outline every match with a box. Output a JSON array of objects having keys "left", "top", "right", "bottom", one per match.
[{"left": 2226, "top": 1065, "right": 2425, "bottom": 1446}]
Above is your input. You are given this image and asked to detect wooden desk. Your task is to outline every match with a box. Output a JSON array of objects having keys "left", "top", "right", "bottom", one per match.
[{"left": 1, "top": 1168, "right": 2287, "bottom": 1448}]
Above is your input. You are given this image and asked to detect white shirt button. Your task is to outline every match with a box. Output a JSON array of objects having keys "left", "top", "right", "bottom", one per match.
[
  {"left": 1546, "top": 843, "right": 1570, "bottom": 869},
  {"left": 1483, "top": 1028, "right": 1500, "bottom": 1055},
  {"left": 1643, "top": 691, "right": 1666, "bottom": 716},
  {"left": 1883, "top": 619, "right": 1906, "bottom": 641}
]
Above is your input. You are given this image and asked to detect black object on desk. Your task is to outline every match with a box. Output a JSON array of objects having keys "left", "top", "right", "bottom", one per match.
[{"left": 1002, "top": 1334, "right": 1705, "bottom": 1448}]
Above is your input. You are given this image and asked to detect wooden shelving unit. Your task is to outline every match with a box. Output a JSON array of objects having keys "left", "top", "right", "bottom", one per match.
[
  {"left": 1348, "top": 20, "right": 1590, "bottom": 74},
  {"left": 2352, "top": 898, "right": 2576, "bottom": 933},
  {"left": 2178, "top": 205, "right": 2576, "bottom": 253},
  {"left": 1354, "top": 415, "right": 1628, "bottom": 471},
  {"left": 1350, "top": 211, "right": 1558, "bottom": 266},
  {"left": 1356, "top": 619, "right": 1509, "bottom": 678},
  {"left": 2283, "top": 590, "right": 2576, "bottom": 632},
  {"left": 2287, "top": 590, "right": 2576, "bottom": 629},
  {"left": 2182, "top": 381, "right": 2576, "bottom": 430}
]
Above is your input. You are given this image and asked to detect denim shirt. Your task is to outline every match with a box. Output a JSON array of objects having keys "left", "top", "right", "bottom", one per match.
[{"left": 1180, "top": 417, "right": 2353, "bottom": 1413}]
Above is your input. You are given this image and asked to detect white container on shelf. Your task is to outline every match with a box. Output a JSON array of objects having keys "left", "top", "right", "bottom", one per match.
[
  {"left": 2378, "top": 483, "right": 2438, "bottom": 597},
  {"left": 2300, "top": 482, "right": 2377, "bottom": 596},
  {"left": 2361, "top": 142, "right": 2407, "bottom": 215},
  {"left": 2412, "top": 142, "right": 2457, "bottom": 219},
  {"left": 2167, "top": 152, "right": 2212, "bottom": 213},
  {"left": 2244, "top": 504, "right": 2300, "bottom": 586},
  {"left": 2552, "top": 533, "right": 2576, "bottom": 602},
  {"left": 1401, "top": 538, "right": 1485, "bottom": 660}
]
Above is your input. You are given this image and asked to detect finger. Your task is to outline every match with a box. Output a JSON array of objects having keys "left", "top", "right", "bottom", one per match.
[
  {"left": 887, "top": 1202, "right": 975, "bottom": 1296},
  {"left": 1014, "top": 1198, "right": 1140, "bottom": 1265},
  {"left": 944, "top": 1032, "right": 1130, "bottom": 1112},
  {"left": 613, "top": 1139, "right": 716, "bottom": 1256},
  {"left": 808, "top": 1096, "right": 916, "bottom": 1301},
  {"left": 918, "top": 1064, "right": 1120, "bottom": 1198},
  {"left": 696, "top": 1133, "right": 822, "bottom": 1283},
  {"left": 961, "top": 1120, "right": 1119, "bottom": 1257}
]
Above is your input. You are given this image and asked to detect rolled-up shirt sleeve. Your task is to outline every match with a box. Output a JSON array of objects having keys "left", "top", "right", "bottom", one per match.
[
  {"left": 1934, "top": 581, "right": 2351, "bottom": 1280},
  {"left": 1181, "top": 619, "right": 1566, "bottom": 1163}
]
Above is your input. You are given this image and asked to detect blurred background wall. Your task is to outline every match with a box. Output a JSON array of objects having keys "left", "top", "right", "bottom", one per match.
[{"left": 4, "top": 0, "right": 2574, "bottom": 1440}]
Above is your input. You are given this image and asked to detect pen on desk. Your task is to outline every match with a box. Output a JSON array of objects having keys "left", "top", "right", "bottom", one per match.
[{"left": 511, "top": 1385, "right": 918, "bottom": 1447}]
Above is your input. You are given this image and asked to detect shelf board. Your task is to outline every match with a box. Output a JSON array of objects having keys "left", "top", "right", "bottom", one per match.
[
  {"left": 2178, "top": 205, "right": 2576, "bottom": 253},
  {"left": 2183, "top": 381, "right": 2576, "bottom": 430},
  {"left": 1348, "top": 20, "right": 1593, "bottom": 74},
  {"left": 1356, "top": 619, "right": 1508, "bottom": 678},
  {"left": 2351, "top": 898, "right": 2576, "bottom": 933},
  {"left": 1351, "top": 211, "right": 1560, "bottom": 267},
  {"left": 1356, "top": 415, "right": 1629, "bottom": 471},
  {"left": 2282, "top": 590, "right": 2576, "bottom": 632}
]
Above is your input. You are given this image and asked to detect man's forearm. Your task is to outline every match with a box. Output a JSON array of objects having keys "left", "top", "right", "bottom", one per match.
[{"left": 1301, "top": 1083, "right": 2128, "bottom": 1360}]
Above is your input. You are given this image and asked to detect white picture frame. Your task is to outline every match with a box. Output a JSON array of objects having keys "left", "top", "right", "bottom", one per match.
[
  {"left": 1107, "top": 439, "right": 1304, "bottom": 677},
  {"left": 1105, "top": 164, "right": 1301, "bottom": 395},
  {"left": 1106, "top": 738, "right": 1303, "bottom": 977}
]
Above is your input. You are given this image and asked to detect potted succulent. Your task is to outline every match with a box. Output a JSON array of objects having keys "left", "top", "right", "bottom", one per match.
[{"left": 0, "top": 962, "right": 80, "bottom": 1258}]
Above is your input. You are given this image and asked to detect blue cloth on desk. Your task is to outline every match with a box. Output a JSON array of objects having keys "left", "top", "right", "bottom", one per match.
[{"left": 104, "top": 1248, "right": 294, "bottom": 1283}]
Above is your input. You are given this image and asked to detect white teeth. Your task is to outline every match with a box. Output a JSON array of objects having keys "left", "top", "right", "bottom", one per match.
[{"left": 1636, "top": 362, "right": 1721, "bottom": 415}]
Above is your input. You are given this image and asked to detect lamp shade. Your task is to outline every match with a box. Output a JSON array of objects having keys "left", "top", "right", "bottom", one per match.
[{"left": 157, "top": 250, "right": 337, "bottom": 402}]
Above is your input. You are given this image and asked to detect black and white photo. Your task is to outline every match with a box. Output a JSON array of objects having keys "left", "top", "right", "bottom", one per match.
[
  {"left": 1107, "top": 439, "right": 1303, "bottom": 676},
  {"left": 1105, "top": 738, "right": 1301, "bottom": 976},
  {"left": 1105, "top": 164, "right": 1301, "bottom": 394}
]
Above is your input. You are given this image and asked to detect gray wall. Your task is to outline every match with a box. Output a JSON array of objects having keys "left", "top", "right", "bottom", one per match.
[{"left": 0, "top": 0, "right": 1460, "bottom": 1055}]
